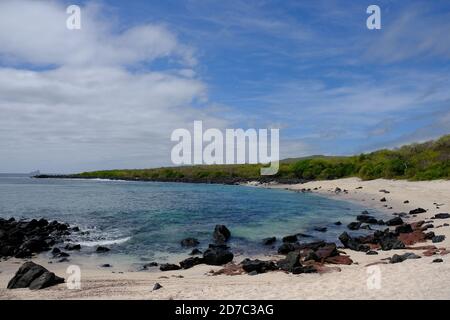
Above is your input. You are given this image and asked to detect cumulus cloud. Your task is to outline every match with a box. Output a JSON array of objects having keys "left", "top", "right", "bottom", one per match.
[
  {"left": 0, "top": 0, "right": 194, "bottom": 67},
  {"left": 0, "top": 0, "right": 223, "bottom": 172}
]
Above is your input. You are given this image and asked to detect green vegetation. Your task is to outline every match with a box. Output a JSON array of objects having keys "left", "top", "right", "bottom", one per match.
[{"left": 71, "top": 134, "right": 450, "bottom": 182}]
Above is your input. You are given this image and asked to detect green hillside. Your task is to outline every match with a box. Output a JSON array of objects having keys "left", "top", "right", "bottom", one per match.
[{"left": 50, "top": 134, "right": 450, "bottom": 182}]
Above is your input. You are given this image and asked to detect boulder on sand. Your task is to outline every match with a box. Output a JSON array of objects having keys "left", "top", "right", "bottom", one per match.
[
  {"left": 277, "top": 242, "right": 300, "bottom": 254},
  {"left": 241, "top": 259, "right": 277, "bottom": 274},
  {"left": 7, "top": 261, "right": 64, "bottom": 290},
  {"left": 159, "top": 263, "right": 181, "bottom": 271},
  {"left": 395, "top": 224, "right": 413, "bottom": 234},
  {"left": 179, "top": 257, "right": 204, "bottom": 269},
  {"left": 432, "top": 235, "right": 446, "bottom": 243},
  {"left": 409, "top": 208, "right": 427, "bottom": 215},
  {"left": 338, "top": 232, "right": 370, "bottom": 252},
  {"left": 325, "top": 255, "right": 353, "bottom": 265},
  {"left": 390, "top": 252, "right": 421, "bottom": 264},
  {"left": 433, "top": 213, "right": 450, "bottom": 219},
  {"left": 314, "top": 243, "right": 338, "bottom": 260},
  {"left": 386, "top": 217, "right": 403, "bottom": 226},
  {"left": 277, "top": 252, "right": 301, "bottom": 273},
  {"left": 203, "top": 244, "right": 234, "bottom": 265}
]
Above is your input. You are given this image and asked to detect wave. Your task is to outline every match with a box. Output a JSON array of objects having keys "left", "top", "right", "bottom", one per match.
[{"left": 73, "top": 236, "right": 131, "bottom": 247}]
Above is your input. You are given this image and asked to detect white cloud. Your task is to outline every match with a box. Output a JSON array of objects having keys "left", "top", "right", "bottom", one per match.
[
  {"left": 364, "top": 6, "right": 450, "bottom": 63},
  {"left": 0, "top": 0, "right": 194, "bottom": 67},
  {"left": 0, "top": 0, "right": 225, "bottom": 172}
]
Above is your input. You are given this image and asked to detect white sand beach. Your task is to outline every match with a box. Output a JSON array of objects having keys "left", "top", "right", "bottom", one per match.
[{"left": 1, "top": 178, "right": 450, "bottom": 300}]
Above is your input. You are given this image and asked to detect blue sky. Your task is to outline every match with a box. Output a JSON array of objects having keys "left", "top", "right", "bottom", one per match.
[{"left": 0, "top": 0, "right": 449, "bottom": 172}]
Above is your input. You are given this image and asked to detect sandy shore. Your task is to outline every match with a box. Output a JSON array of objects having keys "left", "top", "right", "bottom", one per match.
[{"left": 1, "top": 178, "right": 450, "bottom": 299}]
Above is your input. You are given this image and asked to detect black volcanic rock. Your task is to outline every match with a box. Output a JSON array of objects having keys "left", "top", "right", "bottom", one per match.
[
  {"left": 409, "top": 208, "right": 426, "bottom": 215},
  {"left": 241, "top": 259, "right": 277, "bottom": 274},
  {"left": 389, "top": 252, "right": 420, "bottom": 264},
  {"left": 0, "top": 217, "right": 74, "bottom": 259},
  {"left": 189, "top": 248, "right": 202, "bottom": 255},
  {"left": 153, "top": 283, "right": 163, "bottom": 291},
  {"left": 338, "top": 232, "right": 370, "bottom": 252},
  {"left": 432, "top": 235, "right": 445, "bottom": 243},
  {"left": 65, "top": 244, "right": 81, "bottom": 251},
  {"left": 357, "top": 215, "right": 378, "bottom": 224},
  {"left": 179, "top": 257, "right": 204, "bottom": 269},
  {"left": 282, "top": 235, "right": 298, "bottom": 243},
  {"left": 347, "top": 222, "right": 362, "bottom": 230},
  {"left": 262, "top": 237, "right": 276, "bottom": 245},
  {"left": 180, "top": 238, "right": 200, "bottom": 247},
  {"left": 386, "top": 217, "right": 404, "bottom": 226},
  {"left": 96, "top": 246, "right": 110, "bottom": 253},
  {"left": 277, "top": 252, "right": 302, "bottom": 273},
  {"left": 277, "top": 242, "right": 300, "bottom": 254},
  {"left": 7, "top": 261, "right": 64, "bottom": 290},
  {"left": 203, "top": 244, "right": 233, "bottom": 265},
  {"left": 433, "top": 213, "right": 450, "bottom": 219},
  {"left": 213, "top": 225, "right": 231, "bottom": 244},
  {"left": 395, "top": 224, "right": 413, "bottom": 234},
  {"left": 159, "top": 263, "right": 181, "bottom": 271}
]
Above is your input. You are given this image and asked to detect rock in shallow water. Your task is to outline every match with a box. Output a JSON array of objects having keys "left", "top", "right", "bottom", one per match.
[
  {"left": 180, "top": 237, "right": 199, "bottom": 247},
  {"left": 347, "top": 222, "right": 362, "bottom": 230},
  {"left": 65, "top": 244, "right": 81, "bottom": 251},
  {"left": 0, "top": 217, "right": 76, "bottom": 259},
  {"left": 282, "top": 234, "right": 298, "bottom": 243},
  {"left": 189, "top": 248, "right": 202, "bottom": 255},
  {"left": 7, "top": 261, "right": 64, "bottom": 290},
  {"left": 96, "top": 246, "right": 110, "bottom": 253},
  {"left": 357, "top": 215, "right": 378, "bottom": 224},
  {"left": 213, "top": 225, "right": 231, "bottom": 244},
  {"left": 262, "top": 237, "right": 276, "bottom": 245}
]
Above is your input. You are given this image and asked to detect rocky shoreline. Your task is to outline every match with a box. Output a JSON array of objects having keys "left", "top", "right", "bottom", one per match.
[
  {"left": 1, "top": 178, "right": 450, "bottom": 299},
  {"left": 34, "top": 174, "right": 305, "bottom": 185},
  {"left": 4, "top": 200, "right": 448, "bottom": 290}
]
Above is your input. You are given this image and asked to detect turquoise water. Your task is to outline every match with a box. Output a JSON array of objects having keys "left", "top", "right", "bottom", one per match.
[{"left": 0, "top": 175, "right": 383, "bottom": 262}]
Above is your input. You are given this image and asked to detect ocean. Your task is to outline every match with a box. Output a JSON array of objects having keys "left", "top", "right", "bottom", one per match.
[{"left": 0, "top": 175, "right": 383, "bottom": 264}]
